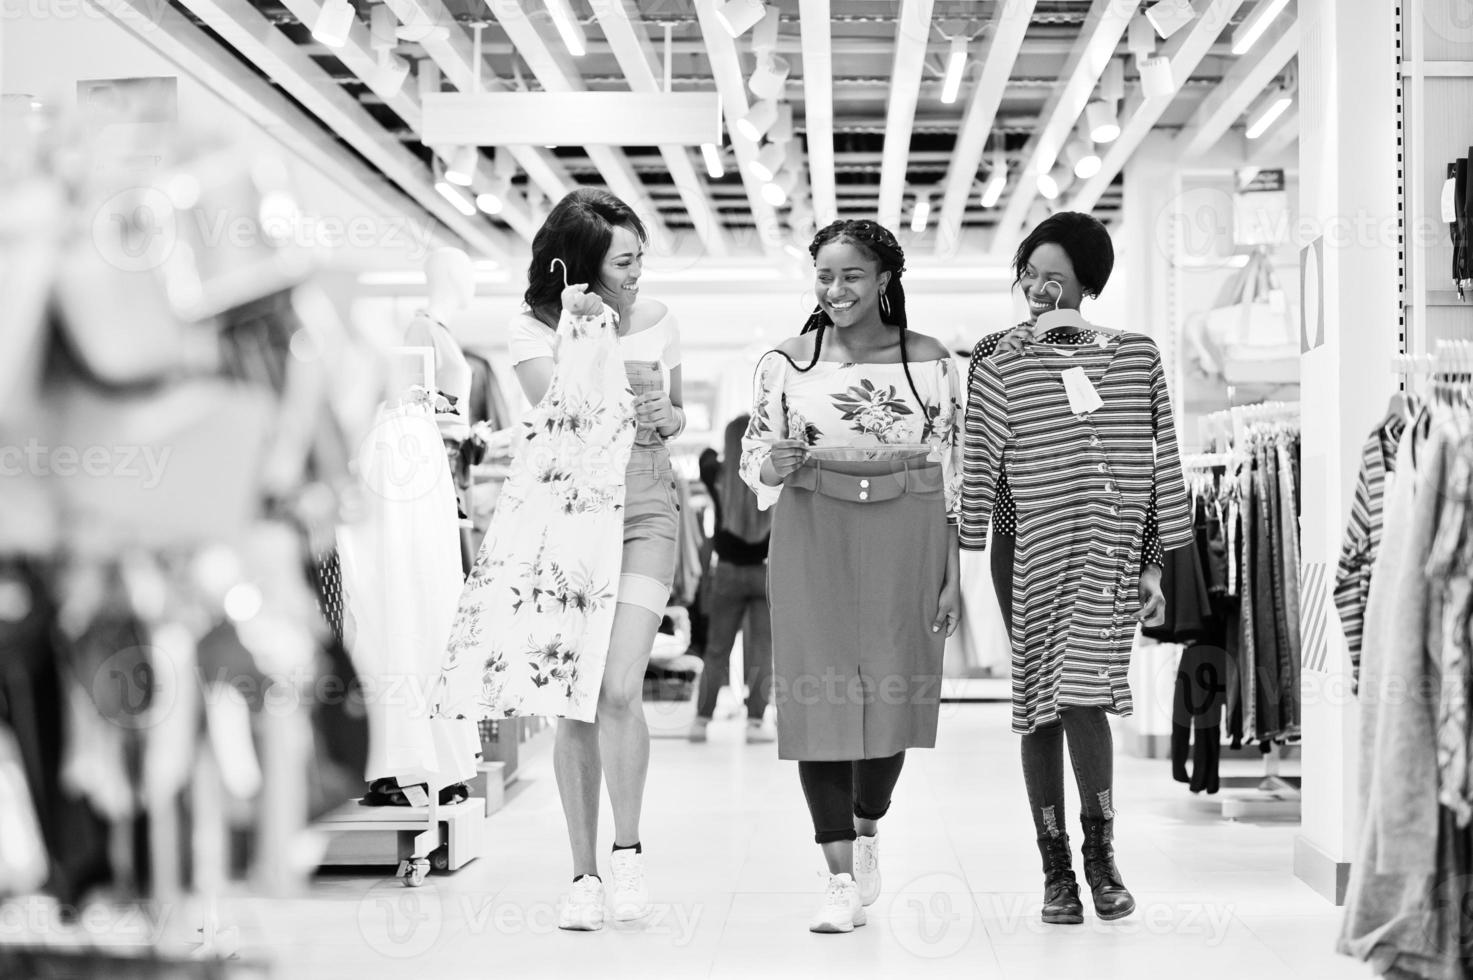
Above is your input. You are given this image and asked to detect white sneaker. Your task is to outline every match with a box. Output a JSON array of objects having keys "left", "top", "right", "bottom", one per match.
[
  {"left": 853, "top": 835, "right": 880, "bottom": 906},
  {"left": 744, "top": 719, "right": 775, "bottom": 744},
  {"left": 558, "top": 876, "right": 605, "bottom": 931},
  {"left": 688, "top": 718, "right": 709, "bottom": 743},
  {"left": 609, "top": 849, "right": 651, "bottom": 921},
  {"left": 809, "top": 873, "right": 867, "bottom": 933}
]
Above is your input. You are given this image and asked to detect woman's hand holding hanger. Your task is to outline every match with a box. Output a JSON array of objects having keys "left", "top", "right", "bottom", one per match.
[{"left": 561, "top": 283, "right": 605, "bottom": 317}]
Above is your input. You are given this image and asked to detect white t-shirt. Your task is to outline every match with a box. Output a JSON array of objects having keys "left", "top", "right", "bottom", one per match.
[{"left": 507, "top": 309, "right": 682, "bottom": 368}]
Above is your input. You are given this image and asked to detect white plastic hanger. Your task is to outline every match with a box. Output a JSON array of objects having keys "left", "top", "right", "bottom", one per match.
[{"left": 1033, "top": 280, "right": 1090, "bottom": 333}]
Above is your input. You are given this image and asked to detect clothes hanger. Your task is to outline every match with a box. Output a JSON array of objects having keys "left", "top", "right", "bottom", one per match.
[
  {"left": 551, "top": 257, "right": 570, "bottom": 289},
  {"left": 1033, "top": 280, "right": 1089, "bottom": 334}
]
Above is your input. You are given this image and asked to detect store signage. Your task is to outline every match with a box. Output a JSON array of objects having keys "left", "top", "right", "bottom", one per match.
[
  {"left": 421, "top": 92, "right": 722, "bottom": 147},
  {"left": 1234, "top": 168, "right": 1289, "bottom": 247}
]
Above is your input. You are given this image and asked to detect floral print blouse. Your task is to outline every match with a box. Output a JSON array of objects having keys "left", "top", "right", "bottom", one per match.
[{"left": 740, "top": 350, "right": 964, "bottom": 524}]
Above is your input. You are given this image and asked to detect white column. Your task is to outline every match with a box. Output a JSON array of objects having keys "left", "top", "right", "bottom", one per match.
[{"left": 1293, "top": 0, "right": 1401, "bottom": 905}]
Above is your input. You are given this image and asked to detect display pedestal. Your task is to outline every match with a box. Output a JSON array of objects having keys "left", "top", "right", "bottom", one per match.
[{"left": 316, "top": 799, "right": 486, "bottom": 883}]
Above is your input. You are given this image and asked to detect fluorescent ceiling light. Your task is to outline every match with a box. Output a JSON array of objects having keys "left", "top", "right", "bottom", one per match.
[
  {"left": 1086, "top": 99, "right": 1120, "bottom": 143},
  {"left": 715, "top": 0, "right": 766, "bottom": 38},
  {"left": 761, "top": 181, "right": 788, "bottom": 207},
  {"left": 545, "top": 0, "right": 587, "bottom": 57},
  {"left": 783, "top": 243, "right": 806, "bottom": 261},
  {"left": 701, "top": 143, "right": 725, "bottom": 179},
  {"left": 312, "top": 0, "right": 355, "bottom": 48},
  {"left": 941, "top": 36, "right": 968, "bottom": 105},
  {"left": 1245, "top": 89, "right": 1292, "bottom": 139},
  {"left": 435, "top": 179, "right": 477, "bottom": 216},
  {"left": 748, "top": 53, "right": 790, "bottom": 101},
  {"left": 736, "top": 99, "right": 779, "bottom": 142},
  {"left": 1232, "top": 0, "right": 1291, "bottom": 55},
  {"left": 910, "top": 195, "right": 931, "bottom": 233},
  {"left": 980, "top": 151, "right": 1007, "bottom": 208},
  {"left": 749, "top": 141, "right": 788, "bottom": 182},
  {"left": 445, "top": 145, "right": 477, "bottom": 186}
]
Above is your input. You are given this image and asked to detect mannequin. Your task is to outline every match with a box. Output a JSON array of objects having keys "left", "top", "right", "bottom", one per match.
[{"left": 406, "top": 247, "right": 477, "bottom": 569}]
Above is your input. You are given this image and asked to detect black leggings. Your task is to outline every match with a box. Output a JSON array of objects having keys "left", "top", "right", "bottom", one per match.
[
  {"left": 1020, "top": 709, "right": 1115, "bottom": 839},
  {"left": 797, "top": 752, "right": 906, "bottom": 844}
]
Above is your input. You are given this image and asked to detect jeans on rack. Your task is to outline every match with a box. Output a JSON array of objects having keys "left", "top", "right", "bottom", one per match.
[{"left": 1276, "top": 439, "right": 1303, "bottom": 735}]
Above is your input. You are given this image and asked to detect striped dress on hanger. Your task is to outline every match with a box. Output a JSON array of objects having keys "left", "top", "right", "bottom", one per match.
[{"left": 960, "top": 332, "right": 1193, "bottom": 734}]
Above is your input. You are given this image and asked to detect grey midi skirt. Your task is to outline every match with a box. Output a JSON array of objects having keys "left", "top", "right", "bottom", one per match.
[{"left": 767, "top": 456, "right": 948, "bottom": 761}]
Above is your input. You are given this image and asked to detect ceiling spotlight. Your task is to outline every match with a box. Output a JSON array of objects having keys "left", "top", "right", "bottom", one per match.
[
  {"left": 1086, "top": 99, "right": 1121, "bottom": 143},
  {"left": 1245, "top": 87, "right": 1293, "bottom": 139},
  {"left": 768, "top": 103, "right": 795, "bottom": 143},
  {"left": 701, "top": 143, "right": 725, "bottom": 179},
  {"left": 1127, "top": 12, "right": 1155, "bottom": 59},
  {"left": 736, "top": 99, "right": 779, "bottom": 142},
  {"left": 751, "top": 4, "right": 780, "bottom": 51},
  {"left": 369, "top": 50, "right": 410, "bottom": 99},
  {"left": 444, "top": 145, "right": 478, "bottom": 186},
  {"left": 1073, "top": 148, "right": 1102, "bottom": 180},
  {"left": 1036, "top": 171, "right": 1060, "bottom": 201},
  {"left": 1138, "top": 55, "right": 1176, "bottom": 99},
  {"left": 545, "top": 0, "right": 587, "bottom": 57},
  {"left": 761, "top": 180, "right": 788, "bottom": 207},
  {"left": 369, "top": 5, "right": 397, "bottom": 51},
  {"left": 910, "top": 195, "right": 931, "bottom": 233},
  {"left": 1100, "top": 59, "right": 1125, "bottom": 103},
  {"left": 715, "top": 0, "right": 767, "bottom": 39},
  {"left": 1145, "top": 0, "right": 1196, "bottom": 39},
  {"left": 748, "top": 52, "right": 790, "bottom": 101},
  {"left": 475, "top": 190, "right": 504, "bottom": 215},
  {"left": 1232, "top": 0, "right": 1291, "bottom": 55},
  {"left": 941, "top": 36, "right": 968, "bottom": 105},
  {"left": 749, "top": 141, "right": 788, "bottom": 182},
  {"left": 312, "top": 0, "right": 356, "bottom": 48}
]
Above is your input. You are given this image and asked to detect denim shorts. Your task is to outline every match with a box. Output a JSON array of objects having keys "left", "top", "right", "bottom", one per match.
[{"left": 619, "top": 445, "right": 679, "bottom": 616}]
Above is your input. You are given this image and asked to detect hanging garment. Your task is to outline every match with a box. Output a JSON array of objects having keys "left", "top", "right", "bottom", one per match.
[
  {"left": 338, "top": 399, "right": 477, "bottom": 791},
  {"left": 1170, "top": 643, "right": 1227, "bottom": 795},
  {"left": 1339, "top": 420, "right": 1461, "bottom": 979},
  {"left": 1140, "top": 536, "right": 1211, "bottom": 644},
  {"left": 741, "top": 349, "right": 963, "bottom": 760},
  {"left": 1428, "top": 418, "right": 1473, "bottom": 826},
  {"left": 960, "top": 332, "right": 1193, "bottom": 734},
  {"left": 433, "top": 308, "right": 636, "bottom": 723},
  {"left": 1334, "top": 415, "right": 1405, "bottom": 689}
]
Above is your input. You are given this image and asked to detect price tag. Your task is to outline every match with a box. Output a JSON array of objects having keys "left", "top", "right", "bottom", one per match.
[
  {"left": 401, "top": 784, "right": 431, "bottom": 807},
  {"left": 1061, "top": 366, "right": 1104, "bottom": 415},
  {"left": 1443, "top": 177, "right": 1459, "bottom": 223}
]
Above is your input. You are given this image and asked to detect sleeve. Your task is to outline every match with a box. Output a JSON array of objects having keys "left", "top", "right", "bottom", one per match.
[
  {"left": 1146, "top": 339, "right": 1194, "bottom": 550},
  {"left": 936, "top": 358, "right": 964, "bottom": 526},
  {"left": 739, "top": 352, "right": 789, "bottom": 511},
  {"left": 959, "top": 354, "right": 1011, "bottom": 550},
  {"left": 507, "top": 314, "right": 556, "bottom": 365},
  {"left": 1332, "top": 438, "right": 1379, "bottom": 663},
  {"left": 1141, "top": 494, "right": 1166, "bottom": 568},
  {"left": 662, "top": 312, "right": 682, "bottom": 369}
]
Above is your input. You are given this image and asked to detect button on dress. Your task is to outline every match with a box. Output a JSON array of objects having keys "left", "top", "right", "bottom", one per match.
[{"left": 959, "top": 332, "right": 1193, "bottom": 734}]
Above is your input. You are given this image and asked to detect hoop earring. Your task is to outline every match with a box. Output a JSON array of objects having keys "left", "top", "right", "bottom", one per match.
[{"left": 880, "top": 293, "right": 891, "bottom": 317}]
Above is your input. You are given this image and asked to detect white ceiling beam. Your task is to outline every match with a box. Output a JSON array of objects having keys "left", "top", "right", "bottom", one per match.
[
  {"left": 1176, "top": 5, "right": 1298, "bottom": 159},
  {"left": 276, "top": 0, "right": 536, "bottom": 241},
  {"left": 1069, "top": 0, "right": 1249, "bottom": 213},
  {"left": 798, "top": 0, "right": 837, "bottom": 227},
  {"left": 160, "top": 0, "right": 509, "bottom": 258},
  {"left": 381, "top": 0, "right": 575, "bottom": 206},
  {"left": 592, "top": 0, "right": 731, "bottom": 258},
  {"left": 934, "top": 0, "right": 1037, "bottom": 256},
  {"left": 90, "top": 0, "right": 473, "bottom": 257},
  {"left": 693, "top": 0, "right": 784, "bottom": 259},
  {"left": 489, "top": 0, "right": 671, "bottom": 252},
  {"left": 987, "top": 0, "right": 1135, "bottom": 256},
  {"left": 877, "top": 0, "right": 936, "bottom": 230}
]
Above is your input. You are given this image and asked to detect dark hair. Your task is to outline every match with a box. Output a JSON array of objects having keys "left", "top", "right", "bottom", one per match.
[
  {"left": 1011, "top": 210, "right": 1114, "bottom": 298},
  {"left": 524, "top": 188, "right": 648, "bottom": 327},
  {"left": 782, "top": 219, "right": 924, "bottom": 411}
]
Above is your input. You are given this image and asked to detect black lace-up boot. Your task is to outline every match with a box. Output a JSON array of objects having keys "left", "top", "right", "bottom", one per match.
[
  {"left": 1035, "top": 834, "right": 1084, "bottom": 924},
  {"left": 1080, "top": 817, "right": 1136, "bottom": 920}
]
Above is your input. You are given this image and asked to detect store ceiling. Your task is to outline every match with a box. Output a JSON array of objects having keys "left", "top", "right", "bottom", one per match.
[{"left": 130, "top": 0, "right": 1298, "bottom": 266}]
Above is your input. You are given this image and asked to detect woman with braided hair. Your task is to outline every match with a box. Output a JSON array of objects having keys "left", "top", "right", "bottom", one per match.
[{"left": 740, "top": 219, "right": 963, "bottom": 933}]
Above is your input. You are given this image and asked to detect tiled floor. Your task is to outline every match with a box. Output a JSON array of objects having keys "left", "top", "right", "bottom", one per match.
[{"left": 244, "top": 701, "right": 1371, "bottom": 979}]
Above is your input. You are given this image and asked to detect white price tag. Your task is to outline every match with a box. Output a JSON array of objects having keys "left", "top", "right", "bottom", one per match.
[
  {"left": 1442, "top": 177, "right": 1459, "bottom": 223},
  {"left": 1061, "top": 366, "right": 1104, "bottom": 415}
]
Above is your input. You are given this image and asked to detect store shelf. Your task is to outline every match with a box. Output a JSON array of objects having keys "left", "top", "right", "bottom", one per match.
[{"left": 1403, "top": 61, "right": 1473, "bottom": 77}]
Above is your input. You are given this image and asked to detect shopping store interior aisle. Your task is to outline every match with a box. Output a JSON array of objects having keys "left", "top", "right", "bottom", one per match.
[{"left": 249, "top": 702, "right": 1364, "bottom": 979}]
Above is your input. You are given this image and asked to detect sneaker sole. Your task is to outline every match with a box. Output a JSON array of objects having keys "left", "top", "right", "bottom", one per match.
[
  {"left": 612, "top": 905, "right": 653, "bottom": 922},
  {"left": 557, "top": 919, "right": 604, "bottom": 932}
]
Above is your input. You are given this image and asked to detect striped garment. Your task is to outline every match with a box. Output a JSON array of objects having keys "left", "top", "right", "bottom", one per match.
[
  {"left": 1332, "top": 415, "right": 1404, "bottom": 685},
  {"left": 959, "top": 332, "right": 1193, "bottom": 734}
]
